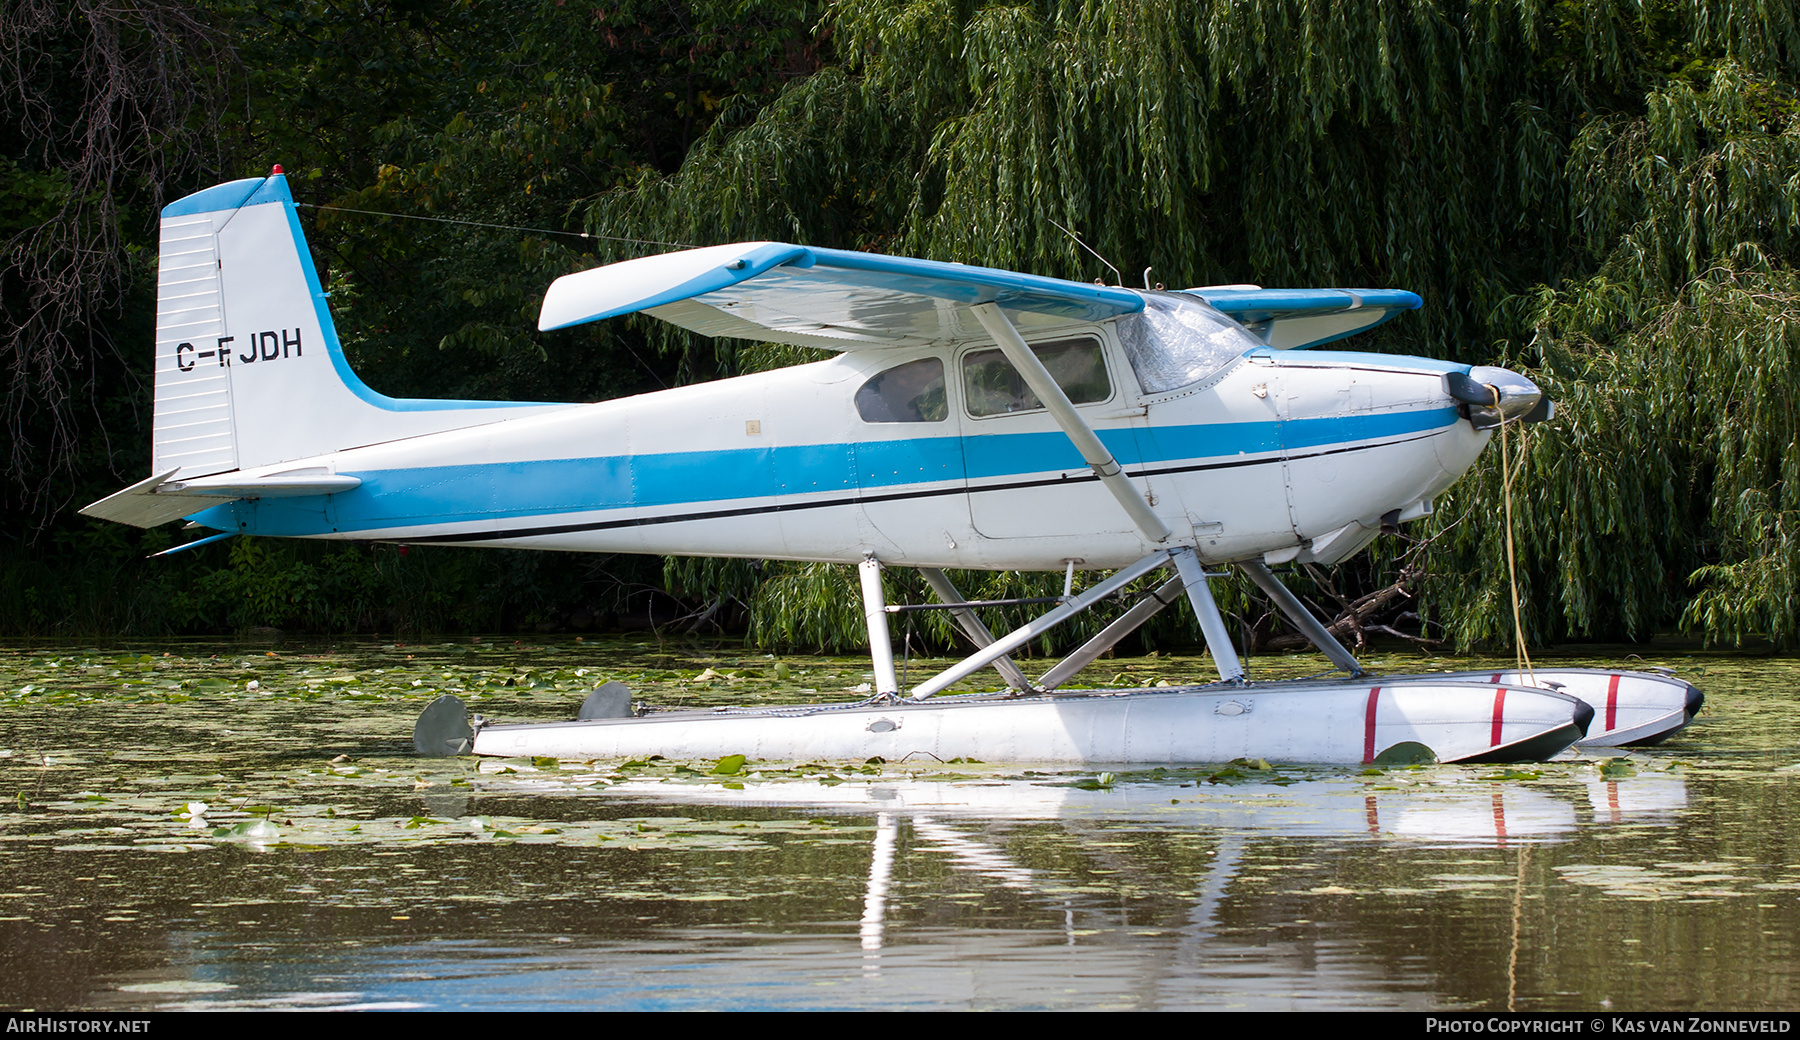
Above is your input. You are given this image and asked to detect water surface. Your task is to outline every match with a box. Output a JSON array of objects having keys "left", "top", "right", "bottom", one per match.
[{"left": 0, "top": 640, "right": 1794, "bottom": 1010}]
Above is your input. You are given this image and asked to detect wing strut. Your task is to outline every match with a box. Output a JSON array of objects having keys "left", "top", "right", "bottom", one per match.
[{"left": 969, "top": 302, "right": 1170, "bottom": 544}]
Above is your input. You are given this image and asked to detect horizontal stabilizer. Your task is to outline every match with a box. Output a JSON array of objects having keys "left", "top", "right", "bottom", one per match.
[
  {"left": 539, "top": 242, "right": 1145, "bottom": 348},
  {"left": 1188, "top": 287, "right": 1423, "bottom": 349},
  {"left": 79, "top": 470, "right": 235, "bottom": 529},
  {"left": 80, "top": 468, "right": 362, "bottom": 529}
]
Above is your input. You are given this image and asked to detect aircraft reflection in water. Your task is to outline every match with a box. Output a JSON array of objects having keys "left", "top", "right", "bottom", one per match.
[
  {"left": 469, "top": 763, "right": 1689, "bottom": 970},
  {"left": 83, "top": 170, "right": 1701, "bottom": 764}
]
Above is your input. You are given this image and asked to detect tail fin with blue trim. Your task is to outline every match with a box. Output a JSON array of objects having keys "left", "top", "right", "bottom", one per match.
[
  {"left": 151, "top": 168, "right": 564, "bottom": 478},
  {"left": 85, "top": 168, "right": 566, "bottom": 527}
]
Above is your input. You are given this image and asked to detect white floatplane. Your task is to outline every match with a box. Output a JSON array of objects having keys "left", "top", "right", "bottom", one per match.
[{"left": 82, "top": 170, "right": 1701, "bottom": 765}]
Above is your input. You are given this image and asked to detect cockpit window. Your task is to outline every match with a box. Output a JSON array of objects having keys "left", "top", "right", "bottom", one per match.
[
  {"left": 962, "top": 337, "right": 1111, "bottom": 417},
  {"left": 855, "top": 357, "right": 948, "bottom": 423},
  {"left": 1115, "top": 292, "right": 1262, "bottom": 394}
]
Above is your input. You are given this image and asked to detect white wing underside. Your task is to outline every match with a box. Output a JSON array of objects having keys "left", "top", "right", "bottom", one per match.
[
  {"left": 645, "top": 273, "right": 1090, "bottom": 349},
  {"left": 538, "top": 241, "right": 1423, "bottom": 352},
  {"left": 540, "top": 242, "right": 1144, "bottom": 350}
]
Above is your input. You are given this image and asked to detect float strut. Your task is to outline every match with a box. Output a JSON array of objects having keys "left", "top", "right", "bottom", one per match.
[
  {"left": 909, "top": 550, "right": 1173, "bottom": 699},
  {"left": 918, "top": 568, "right": 1035, "bottom": 692},
  {"left": 1037, "top": 575, "right": 1186, "bottom": 692},
  {"left": 859, "top": 556, "right": 900, "bottom": 698},
  {"left": 1237, "top": 559, "right": 1364, "bottom": 677},
  {"left": 1171, "top": 548, "right": 1245, "bottom": 683}
]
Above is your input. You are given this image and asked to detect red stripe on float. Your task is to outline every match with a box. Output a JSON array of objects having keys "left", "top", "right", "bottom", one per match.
[
  {"left": 1605, "top": 673, "right": 1621, "bottom": 732},
  {"left": 1363, "top": 687, "right": 1381, "bottom": 763},
  {"left": 1491, "top": 687, "right": 1507, "bottom": 747},
  {"left": 1490, "top": 673, "right": 1502, "bottom": 683}
]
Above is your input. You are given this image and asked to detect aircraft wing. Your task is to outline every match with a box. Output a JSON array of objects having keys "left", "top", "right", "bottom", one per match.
[
  {"left": 1187, "top": 287, "right": 1423, "bottom": 350},
  {"left": 538, "top": 242, "right": 1146, "bottom": 348},
  {"left": 538, "top": 241, "right": 1421, "bottom": 351}
]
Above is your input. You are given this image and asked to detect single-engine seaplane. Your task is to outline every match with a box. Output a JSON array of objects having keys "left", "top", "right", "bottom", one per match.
[{"left": 84, "top": 169, "right": 1703, "bottom": 765}]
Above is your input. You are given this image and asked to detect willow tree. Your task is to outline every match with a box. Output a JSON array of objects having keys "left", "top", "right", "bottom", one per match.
[
  {"left": 571, "top": 0, "right": 1800, "bottom": 651},
  {"left": 0, "top": 0, "right": 232, "bottom": 516},
  {"left": 1, "top": 0, "right": 829, "bottom": 635},
  {"left": 1454, "top": 65, "right": 1800, "bottom": 648}
]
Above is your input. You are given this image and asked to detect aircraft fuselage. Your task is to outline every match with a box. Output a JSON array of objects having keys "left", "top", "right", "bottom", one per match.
[{"left": 189, "top": 330, "right": 1484, "bottom": 572}]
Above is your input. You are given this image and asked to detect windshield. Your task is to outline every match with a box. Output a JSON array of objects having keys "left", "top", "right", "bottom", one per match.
[{"left": 1114, "top": 292, "right": 1262, "bottom": 395}]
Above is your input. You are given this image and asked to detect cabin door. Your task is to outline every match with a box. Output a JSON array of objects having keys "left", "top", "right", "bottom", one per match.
[
  {"left": 960, "top": 334, "right": 1141, "bottom": 544},
  {"left": 841, "top": 354, "right": 975, "bottom": 565}
]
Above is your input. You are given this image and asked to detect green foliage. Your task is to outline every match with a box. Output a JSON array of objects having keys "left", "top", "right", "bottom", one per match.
[
  {"left": 586, "top": 0, "right": 1800, "bottom": 649},
  {"left": 8, "top": 0, "right": 1800, "bottom": 648},
  {"left": 0, "top": 0, "right": 229, "bottom": 513},
  {"left": 0, "top": 519, "right": 666, "bottom": 636},
  {"left": 234, "top": 0, "right": 825, "bottom": 403},
  {"left": 586, "top": 0, "right": 1605, "bottom": 355},
  {"left": 1435, "top": 65, "right": 1800, "bottom": 647}
]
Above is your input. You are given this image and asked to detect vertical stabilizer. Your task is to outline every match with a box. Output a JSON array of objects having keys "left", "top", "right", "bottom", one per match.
[{"left": 149, "top": 171, "right": 566, "bottom": 481}]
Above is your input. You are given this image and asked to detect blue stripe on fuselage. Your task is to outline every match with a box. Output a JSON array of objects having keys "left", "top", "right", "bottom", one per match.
[
  {"left": 196, "top": 408, "right": 1458, "bottom": 536},
  {"left": 962, "top": 408, "right": 1448, "bottom": 478}
]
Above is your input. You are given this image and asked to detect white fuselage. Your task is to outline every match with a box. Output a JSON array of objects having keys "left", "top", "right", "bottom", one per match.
[{"left": 192, "top": 322, "right": 1486, "bottom": 571}]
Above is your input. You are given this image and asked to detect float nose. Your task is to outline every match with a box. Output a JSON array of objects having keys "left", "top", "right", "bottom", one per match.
[
  {"left": 1572, "top": 697, "right": 1595, "bottom": 737},
  {"left": 1444, "top": 367, "right": 1547, "bottom": 429}
]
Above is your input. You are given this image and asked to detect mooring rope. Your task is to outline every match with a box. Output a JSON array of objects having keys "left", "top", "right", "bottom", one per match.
[{"left": 1497, "top": 398, "right": 1536, "bottom": 683}]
